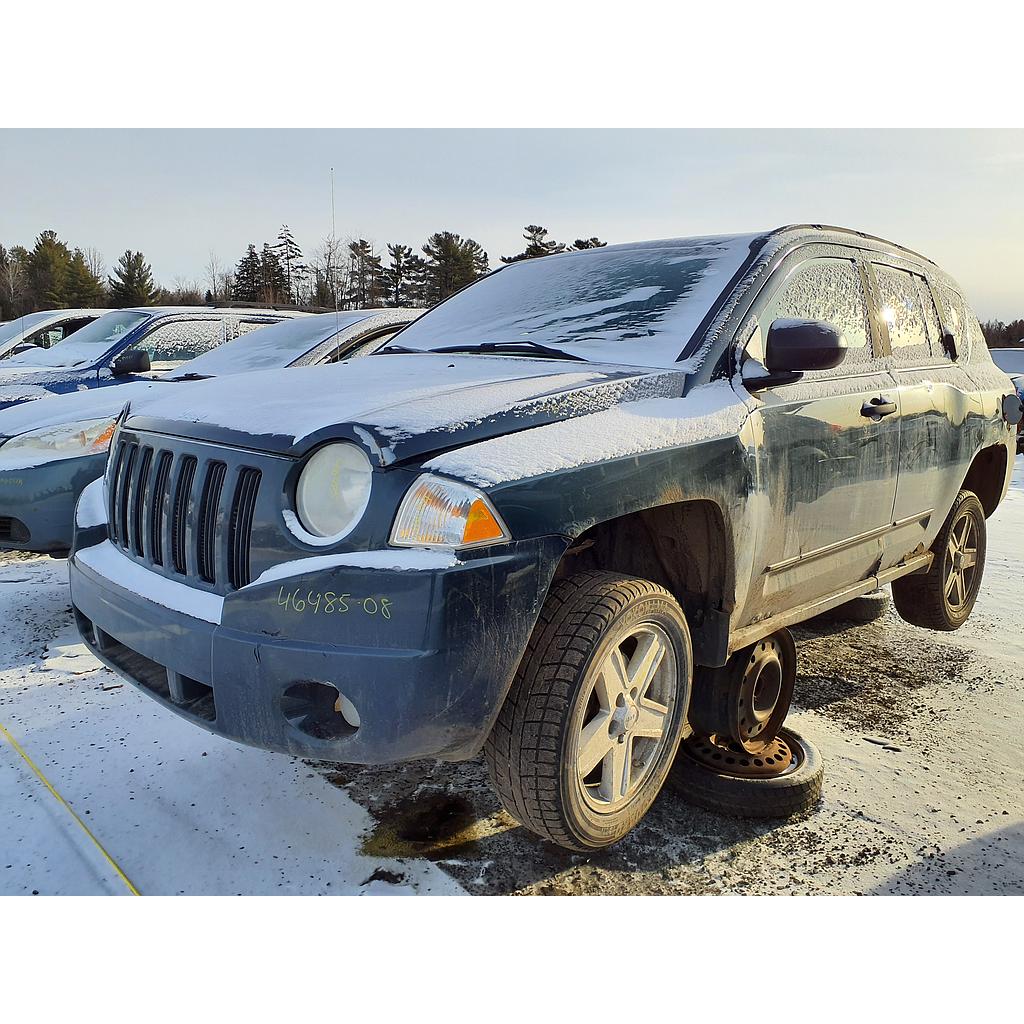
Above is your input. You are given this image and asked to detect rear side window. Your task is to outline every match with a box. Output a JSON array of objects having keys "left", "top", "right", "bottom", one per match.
[
  {"left": 759, "top": 258, "right": 873, "bottom": 369},
  {"left": 872, "top": 264, "right": 932, "bottom": 364}
]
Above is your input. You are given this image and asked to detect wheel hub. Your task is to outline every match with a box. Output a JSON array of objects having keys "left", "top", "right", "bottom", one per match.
[{"left": 682, "top": 732, "right": 795, "bottom": 778}]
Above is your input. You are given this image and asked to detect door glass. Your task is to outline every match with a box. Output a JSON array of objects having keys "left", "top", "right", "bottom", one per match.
[
  {"left": 128, "top": 319, "right": 226, "bottom": 372},
  {"left": 873, "top": 264, "right": 931, "bottom": 363},
  {"left": 760, "top": 258, "right": 872, "bottom": 370}
]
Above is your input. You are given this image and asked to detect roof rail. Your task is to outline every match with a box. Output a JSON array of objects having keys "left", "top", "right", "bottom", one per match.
[{"left": 770, "top": 224, "right": 936, "bottom": 265}]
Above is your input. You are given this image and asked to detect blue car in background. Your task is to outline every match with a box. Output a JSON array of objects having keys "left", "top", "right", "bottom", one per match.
[
  {"left": 991, "top": 349, "right": 1024, "bottom": 453},
  {"left": 0, "top": 306, "right": 303, "bottom": 411},
  {"left": 0, "top": 309, "right": 416, "bottom": 551}
]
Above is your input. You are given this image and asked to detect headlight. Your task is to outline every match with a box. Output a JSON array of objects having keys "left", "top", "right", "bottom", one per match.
[
  {"left": 0, "top": 417, "right": 117, "bottom": 465},
  {"left": 293, "top": 442, "right": 373, "bottom": 541},
  {"left": 391, "top": 474, "right": 510, "bottom": 549}
]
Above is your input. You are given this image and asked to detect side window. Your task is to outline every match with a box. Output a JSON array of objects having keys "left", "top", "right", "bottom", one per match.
[
  {"left": 916, "top": 279, "right": 944, "bottom": 354},
  {"left": 872, "top": 264, "right": 932, "bottom": 364},
  {"left": 230, "top": 319, "right": 276, "bottom": 340},
  {"left": 936, "top": 282, "right": 968, "bottom": 359},
  {"left": 128, "top": 319, "right": 226, "bottom": 372},
  {"left": 759, "top": 258, "right": 873, "bottom": 370},
  {"left": 329, "top": 330, "right": 397, "bottom": 363}
]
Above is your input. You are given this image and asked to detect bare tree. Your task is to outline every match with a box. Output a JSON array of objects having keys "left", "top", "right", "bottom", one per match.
[
  {"left": 205, "top": 251, "right": 224, "bottom": 301},
  {"left": 0, "top": 250, "right": 26, "bottom": 315},
  {"left": 85, "top": 247, "right": 105, "bottom": 281}
]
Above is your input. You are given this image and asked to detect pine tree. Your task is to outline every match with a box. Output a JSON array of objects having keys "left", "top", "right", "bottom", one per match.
[
  {"left": 501, "top": 225, "right": 566, "bottom": 264},
  {"left": 382, "top": 243, "right": 413, "bottom": 306},
  {"left": 259, "top": 243, "right": 288, "bottom": 304},
  {"left": 570, "top": 237, "right": 607, "bottom": 250},
  {"left": 422, "top": 232, "right": 489, "bottom": 304},
  {"left": 272, "top": 225, "right": 305, "bottom": 304},
  {"left": 108, "top": 250, "right": 157, "bottom": 307},
  {"left": 346, "top": 239, "right": 383, "bottom": 308},
  {"left": 65, "top": 248, "right": 106, "bottom": 307},
  {"left": 233, "top": 245, "right": 261, "bottom": 302},
  {"left": 28, "top": 230, "right": 74, "bottom": 307}
]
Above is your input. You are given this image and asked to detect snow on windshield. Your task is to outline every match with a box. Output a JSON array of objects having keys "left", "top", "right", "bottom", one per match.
[
  {"left": 392, "top": 234, "right": 758, "bottom": 369},
  {"left": 168, "top": 314, "right": 360, "bottom": 378},
  {"left": 5, "top": 310, "right": 149, "bottom": 368}
]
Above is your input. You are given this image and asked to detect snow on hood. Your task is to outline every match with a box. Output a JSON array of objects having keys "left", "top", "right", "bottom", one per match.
[
  {"left": 0, "top": 380, "right": 161, "bottom": 438},
  {"left": 426, "top": 381, "right": 751, "bottom": 487},
  {"left": 126, "top": 353, "right": 684, "bottom": 458}
]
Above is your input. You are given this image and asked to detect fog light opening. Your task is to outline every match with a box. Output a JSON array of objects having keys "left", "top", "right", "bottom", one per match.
[{"left": 281, "top": 681, "right": 360, "bottom": 741}]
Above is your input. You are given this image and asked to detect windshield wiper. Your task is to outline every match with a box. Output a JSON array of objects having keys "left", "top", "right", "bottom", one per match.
[
  {"left": 429, "top": 341, "right": 586, "bottom": 362},
  {"left": 168, "top": 372, "right": 213, "bottom": 382}
]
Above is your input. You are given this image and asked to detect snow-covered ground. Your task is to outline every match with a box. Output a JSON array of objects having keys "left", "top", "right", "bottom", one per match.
[{"left": 2, "top": 459, "right": 1022, "bottom": 896}]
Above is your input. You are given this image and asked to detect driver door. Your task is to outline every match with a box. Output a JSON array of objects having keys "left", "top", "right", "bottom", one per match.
[{"left": 740, "top": 254, "right": 902, "bottom": 622}]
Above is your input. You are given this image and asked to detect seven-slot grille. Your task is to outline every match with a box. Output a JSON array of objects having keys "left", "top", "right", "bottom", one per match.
[{"left": 107, "top": 437, "right": 261, "bottom": 590}]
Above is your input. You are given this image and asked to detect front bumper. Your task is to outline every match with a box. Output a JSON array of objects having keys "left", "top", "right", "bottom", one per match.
[
  {"left": 0, "top": 453, "right": 107, "bottom": 552},
  {"left": 70, "top": 535, "right": 568, "bottom": 763}
]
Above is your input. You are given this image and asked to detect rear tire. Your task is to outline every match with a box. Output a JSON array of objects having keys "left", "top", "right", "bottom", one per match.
[
  {"left": 484, "top": 571, "right": 692, "bottom": 851},
  {"left": 672, "top": 727, "right": 823, "bottom": 818},
  {"left": 892, "top": 490, "right": 986, "bottom": 631}
]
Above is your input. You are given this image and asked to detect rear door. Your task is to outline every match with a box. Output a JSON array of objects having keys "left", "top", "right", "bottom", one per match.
[
  {"left": 872, "top": 262, "right": 983, "bottom": 557},
  {"left": 739, "top": 252, "right": 901, "bottom": 621}
]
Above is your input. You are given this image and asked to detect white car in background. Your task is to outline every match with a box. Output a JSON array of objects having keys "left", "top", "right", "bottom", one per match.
[{"left": 0, "top": 309, "right": 108, "bottom": 359}]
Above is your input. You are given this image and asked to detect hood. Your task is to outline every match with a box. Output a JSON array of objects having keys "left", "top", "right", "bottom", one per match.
[
  {"left": 126, "top": 353, "right": 687, "bottom": 462},
  {"left": 0, "top": 367, "right": 88, "bottom": 407},
  {"left": 0, "top": 380, "right": 163, "bottom": 439}
]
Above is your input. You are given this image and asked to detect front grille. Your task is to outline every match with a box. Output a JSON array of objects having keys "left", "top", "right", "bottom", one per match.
[{"left": 107, "top": 437, "right": 262, "bottom": 592}]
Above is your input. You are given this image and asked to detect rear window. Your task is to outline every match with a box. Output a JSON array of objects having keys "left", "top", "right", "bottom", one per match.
[
  {"left": 873, "top": 264, "right": 931, "bottom": 362},
  {"left": 4, "top": 310, "right": 149, "bottom": 368}
]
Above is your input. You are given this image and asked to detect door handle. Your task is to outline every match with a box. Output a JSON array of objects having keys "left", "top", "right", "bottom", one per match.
[{"left": 861, "top": 397, "right": 897, "bottom": 419}]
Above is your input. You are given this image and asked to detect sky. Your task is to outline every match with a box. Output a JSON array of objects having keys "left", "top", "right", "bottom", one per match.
[{"left": 1, "top": 128, "right": 1021, "bottom": 320}]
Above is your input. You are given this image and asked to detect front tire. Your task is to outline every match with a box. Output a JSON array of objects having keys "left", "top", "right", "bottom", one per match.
[
  {"left": 485, "top": 571, "right": 692, "bottom": 851},
  {"left": 892, "top": 490, "right": 987, "bottom": 631}
]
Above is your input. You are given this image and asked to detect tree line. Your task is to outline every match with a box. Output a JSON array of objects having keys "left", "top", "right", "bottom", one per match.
[
  {"left": 0, "top": 223, "right": 605, "bottom": 320},
  {"left": 981, "top": 319, "right": 1024, "bottom": 347}
]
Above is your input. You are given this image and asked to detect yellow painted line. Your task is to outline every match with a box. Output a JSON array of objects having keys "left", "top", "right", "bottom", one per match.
[{"left": 0, "top": 720, "right": 140, "bottom": 896}]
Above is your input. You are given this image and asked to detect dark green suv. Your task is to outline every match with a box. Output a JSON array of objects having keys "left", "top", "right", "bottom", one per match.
[{"left": 69, "top": 226, "right": 1019, "bottom": 850}]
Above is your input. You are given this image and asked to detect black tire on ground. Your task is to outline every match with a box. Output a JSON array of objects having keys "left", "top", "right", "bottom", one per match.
[
  {"left": 807, "top": 589, "right": 890, "bottom": 627},
  {"left": 484, "top": 570, "right": 692, "bottom": 852},
  {"left": 671, "top": 728, "right": 824, "bottom": 819},
  {"left": 892, "top": 489, "right": 987, "bottom": 631}
]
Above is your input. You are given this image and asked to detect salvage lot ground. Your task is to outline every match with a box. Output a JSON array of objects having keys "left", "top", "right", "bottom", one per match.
[{"left": 2, "top": 459, "right": 1022, "bottom": 895}]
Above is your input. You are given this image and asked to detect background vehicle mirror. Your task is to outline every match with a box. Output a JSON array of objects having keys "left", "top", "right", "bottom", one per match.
[
  {"left": 765, "top": 319, "right": 847, "bottom": 373},
  {"left": 111, "top": 349, "right": 151, "bottom": 376}
]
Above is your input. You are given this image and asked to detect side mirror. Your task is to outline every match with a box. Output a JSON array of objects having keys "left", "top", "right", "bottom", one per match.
[
  {"left": 110, "top": 349, "right": 151, "bottom": 377},
  {"left": 765, "top": 319, "right": 848, "bottom": 373}
]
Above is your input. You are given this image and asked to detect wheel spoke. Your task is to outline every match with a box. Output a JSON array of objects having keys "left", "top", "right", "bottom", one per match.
[
  {"left": 599, "top": 738, "right": 629, "bottom": 802},
  {"left": 954, "top": 571, "right": 966, "bottom": 607},
  {"left": 633, "top": 699, "right": 669, "bottom": 739},
  {"left": 944, "top": 567, "right": 958, "bottom": 599},
  {"left": 947, "top": 538, "right": 958, "bottom": 562},
  {"left": 595, "top": 647, "right": 630, "bottom": 709},
  {"left": 956, "top": 517, "right": 972, "bottom": 550},
  {"left": 961, "top": 548, "right": 977, "bottom": 569},
  {"left": 628, "top": 631, "right": 666, "bottom": 698},
  {"left": 578, "top": 713, "right": 615, "bottom": 776}
]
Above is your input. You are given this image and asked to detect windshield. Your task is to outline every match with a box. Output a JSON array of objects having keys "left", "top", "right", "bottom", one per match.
[
  {"left": 388, "top": 234, "right": 756, "bottom": 368},
  {"left": 4, "top": 310, "right": 150, "bottom": 368},
  {"left": 991, "top": 348, "right": 1024, "bottom": 375},
  {"left": 0, "top": 311, "right": 52, "bottom": 347},
  {"left": 167, "top": 313, "right": 363, "bottom": 378}
]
